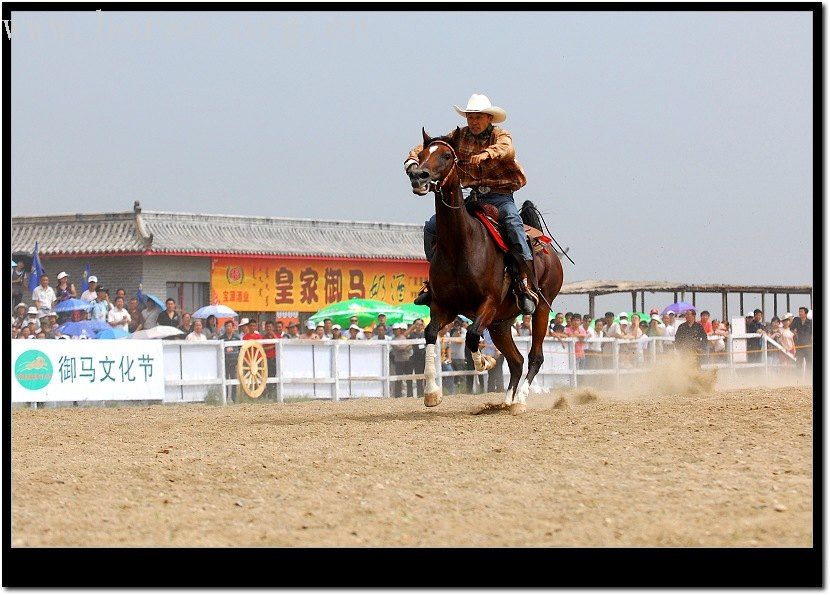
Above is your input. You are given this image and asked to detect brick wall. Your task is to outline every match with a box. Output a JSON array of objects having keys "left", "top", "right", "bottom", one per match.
[
  {"left": 21, "top": 255, "right": 210, "bottom": 307},
  {"left": 141, "top": 256, "right": 211, "bottom": 300},
  {"left": 33, "top": 255, "right": 144, "bottom": 305}
]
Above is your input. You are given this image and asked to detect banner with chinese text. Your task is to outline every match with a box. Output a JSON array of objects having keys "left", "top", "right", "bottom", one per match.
[
  {"left": 211, "top": 257, "right": 429, "bottom": 312},
  {"left": 12, "top": 340, "right": 165, "bottom": 402}
]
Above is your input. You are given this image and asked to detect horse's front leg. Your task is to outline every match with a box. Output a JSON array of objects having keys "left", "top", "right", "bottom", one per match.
[{"left": 422, "top": 309, "right": 451, "bottom": 407}]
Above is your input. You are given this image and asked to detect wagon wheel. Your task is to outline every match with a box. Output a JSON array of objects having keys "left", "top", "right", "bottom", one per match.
[{"left": 237, "top": 341, "right": 268, "bottom": 399}]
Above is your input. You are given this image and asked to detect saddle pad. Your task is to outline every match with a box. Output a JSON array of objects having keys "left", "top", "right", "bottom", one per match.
[
  {"left": 472, "top": 210, "right": 509, "bottom": 252},
  {"left": 524, "top": 225, "right": 553, "bottom": 255}
]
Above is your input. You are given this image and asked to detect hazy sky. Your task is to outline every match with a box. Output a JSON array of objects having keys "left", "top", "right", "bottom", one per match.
[{"left": 11, "top": 9, "right": 814, "bottom": 308}]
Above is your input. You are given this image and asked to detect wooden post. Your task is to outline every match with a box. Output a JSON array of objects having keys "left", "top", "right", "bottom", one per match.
[
  {"left": 681, "top": 290, "right": 686, "bottom": 302},
  {"left": 588, "top": 293, "right": 595, "bottom": 319},
  {"left": 739, "top": 292, "right": 744, "bottom": 316},
  {"left": 640, "top": 291, "right": 645, "bottom": 312},
  {"left": 773, "top": 293, "right": 778, "bottom": 318},
  {"left": 722, "top": 291, "right": 728, "bottom": 322},
  {"left": 786, "top": 293, "right": 791, "bottom": 312},
  {"left": 631, "top": 291, "right": 636, "bottom": 313},
  {"left": 692, "top": 291, "right": 696, "bottom": 307},
  {"left": 673, "top": 291, "right": 678, "bottom": 304},
  {"left": 761, "top": 292, "right": 765, "bottom": 318}
]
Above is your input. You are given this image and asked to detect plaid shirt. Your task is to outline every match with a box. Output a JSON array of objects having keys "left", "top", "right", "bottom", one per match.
[{"left": 406, "top": 125, "right": 527, "bottom": 193}]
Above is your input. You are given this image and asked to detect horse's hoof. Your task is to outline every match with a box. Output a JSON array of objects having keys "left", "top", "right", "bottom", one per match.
[
  {"left": 424, "top": 391, "right": 443, "bottom": 407},
  {"left": 509, "top": 403, "right": 527, "bottom": 415}
]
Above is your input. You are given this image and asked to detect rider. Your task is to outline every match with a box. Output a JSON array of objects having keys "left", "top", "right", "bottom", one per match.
[{"left": 404, "top": 93, "right": 539, "bottom": 314}]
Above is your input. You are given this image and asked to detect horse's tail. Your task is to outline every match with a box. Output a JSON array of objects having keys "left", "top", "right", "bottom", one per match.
[
  {"left": 520, "top": 200, "right": 574, "bottom": 265},
  {"left": 520, "top": 200, "right": 543, "bottom": 229}
]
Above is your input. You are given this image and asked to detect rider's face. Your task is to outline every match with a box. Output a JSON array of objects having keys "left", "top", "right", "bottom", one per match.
[{"left": 465, "top": 112, "right": 493, "bottom": 135}]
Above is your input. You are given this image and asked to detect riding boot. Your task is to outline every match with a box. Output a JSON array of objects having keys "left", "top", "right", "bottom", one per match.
[
  {"left": 518, "top": 258, "right": 540, "bottom": 315},
  {"left": 414, "top": 281, "right": 432, "bottom": 306}
]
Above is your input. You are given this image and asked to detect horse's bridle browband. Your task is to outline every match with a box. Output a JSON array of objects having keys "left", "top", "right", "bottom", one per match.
[{"left": 422, "top": 140, "right": 464, "bottom": 209}]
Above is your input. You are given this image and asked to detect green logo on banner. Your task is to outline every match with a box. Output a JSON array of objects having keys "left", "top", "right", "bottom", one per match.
[{"left": 15, "top": 350, "right": 53, "bottom": 390}]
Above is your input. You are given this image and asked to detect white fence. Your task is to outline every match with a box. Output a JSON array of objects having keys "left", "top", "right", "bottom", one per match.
[{"left": 12, "top": 334, "right": 811, "bottom": 406}]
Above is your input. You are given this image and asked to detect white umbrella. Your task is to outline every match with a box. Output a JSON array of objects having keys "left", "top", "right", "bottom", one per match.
[
  {"left": 130, "top": 325, "right": 185, "bottom": 339},
  {"left": 192, "top": 304, "right": 238, "bottom": 319}
]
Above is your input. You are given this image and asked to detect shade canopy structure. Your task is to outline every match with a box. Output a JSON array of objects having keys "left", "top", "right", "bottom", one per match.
[
  {"left": 557, "top": 279, "right": 812, "bottom": 323},
  {"left": 308, "top": 299, "right": 405, "bottom": 329}
]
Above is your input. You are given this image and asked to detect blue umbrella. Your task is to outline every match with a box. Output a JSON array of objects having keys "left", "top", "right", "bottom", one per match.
[
  {"left": 59, "top": 319, "right": 111, "bottom": 338},
  {"left": 97, "top": 327, "right": 131, "bottom": 339},
  {"left": 53, "top": 298, "right": 94, "bottom": 313},
  {"left": 144, "top": 293, "right": 166, "bottom": 309},
  {"left": 662, "top": 301, "right": 697, "bottom": 316},
  {"left": 192, "top": 304, "right": 238, "bottom": 319}
]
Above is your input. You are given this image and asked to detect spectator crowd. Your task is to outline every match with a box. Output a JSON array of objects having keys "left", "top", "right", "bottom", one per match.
[{"left": 12, "top": 266, "right": 813, "bottom": 400}]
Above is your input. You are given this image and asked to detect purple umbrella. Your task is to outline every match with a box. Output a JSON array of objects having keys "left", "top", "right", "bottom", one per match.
[{"left": 661, "top": 301, "right": 697, "bottom": 316}]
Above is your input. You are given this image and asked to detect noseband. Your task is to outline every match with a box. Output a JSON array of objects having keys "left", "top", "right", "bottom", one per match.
[{"left": 421, "top": 140, "right": 463, "bottom": 209}]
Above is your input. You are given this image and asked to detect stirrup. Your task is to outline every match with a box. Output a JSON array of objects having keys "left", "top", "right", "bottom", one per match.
[{"left": 519, "top": 278, "right": 538, "bottom": 315}]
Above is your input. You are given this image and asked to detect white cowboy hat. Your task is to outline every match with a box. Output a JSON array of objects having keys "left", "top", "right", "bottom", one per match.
[{"left": 454, "top": 94, "right": 507, "bottom": 123}]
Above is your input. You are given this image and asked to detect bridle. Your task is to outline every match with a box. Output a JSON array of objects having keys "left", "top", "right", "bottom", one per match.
[{"left": 420, "top": 140, "right": 472, "bottom": 209}]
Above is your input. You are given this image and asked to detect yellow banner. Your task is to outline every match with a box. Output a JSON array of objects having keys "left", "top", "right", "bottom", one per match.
[{"left": 210, "top": 257, "right": 429, "bottom": 312}]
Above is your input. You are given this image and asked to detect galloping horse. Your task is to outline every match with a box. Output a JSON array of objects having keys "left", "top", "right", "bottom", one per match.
[{"left": 408, "top": 127, "right": 564, "bottom": 414}]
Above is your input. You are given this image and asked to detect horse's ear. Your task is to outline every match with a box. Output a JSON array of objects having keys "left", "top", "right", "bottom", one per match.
[
  {"left": 422, "top": 127, "right": 431, "bottom": 145},
  {"left": 449, "top": 126, "right": 462, "bottom": 149}
]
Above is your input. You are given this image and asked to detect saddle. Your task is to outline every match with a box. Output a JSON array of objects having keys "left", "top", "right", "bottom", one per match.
[{"left": 466, "top": 202, "right": 552, "bottom": 256}]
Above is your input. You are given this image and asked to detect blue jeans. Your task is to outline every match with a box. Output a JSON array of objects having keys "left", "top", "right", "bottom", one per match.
[{"left": 423, "top": 191, "right": 532, "bottom": 261}]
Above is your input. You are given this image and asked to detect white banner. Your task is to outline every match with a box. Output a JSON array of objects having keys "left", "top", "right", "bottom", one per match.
[{"left": 12, "top": 340, "right": 165, "bottom": 402}]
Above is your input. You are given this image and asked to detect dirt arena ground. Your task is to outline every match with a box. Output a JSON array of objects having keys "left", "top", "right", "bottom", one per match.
[{"left": 12, "top": 373, "right": 812, "bottom": 547}]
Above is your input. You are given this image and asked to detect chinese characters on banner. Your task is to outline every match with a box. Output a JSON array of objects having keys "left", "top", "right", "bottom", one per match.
[
  {"left": 11, "top": 341, "right": 165, "bottom": 403},
  {"left": 210, "top": 257, "right": 429, "bottom": 312}
]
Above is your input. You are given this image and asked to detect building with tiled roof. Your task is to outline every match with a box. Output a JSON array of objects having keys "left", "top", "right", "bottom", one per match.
[{"left": 12, "top": 202, "right": 428, "bottom": 318}]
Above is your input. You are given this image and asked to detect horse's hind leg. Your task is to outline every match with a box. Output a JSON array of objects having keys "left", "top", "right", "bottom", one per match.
[
  {"left": 466, "top": 298, "right": 500, "bottom": 373},
  {"left": 488, "top": 320, "right": 524, "bottom": 411},
  {"left": 522, "top": 303, "right": 552, "bottom": 400}
]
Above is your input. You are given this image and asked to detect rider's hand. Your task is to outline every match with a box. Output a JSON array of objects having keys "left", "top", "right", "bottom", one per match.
[{"left": 469, "top": 152, "right": 489, "bottom": 166}]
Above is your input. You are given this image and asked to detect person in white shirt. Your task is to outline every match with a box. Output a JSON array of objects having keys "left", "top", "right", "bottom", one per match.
[
  {"left": 32, "top": 275, "right": 56, "bottom": 319},
  {"left": 80, "top": 276, "right": 99, "bottom": 302},
  {"left": 661, "top": 314, "right": 677, "bottom": 338},
  {"left": 107, "top": 296, "right": 132, "bottom": 331},
  {"left": 24, "top": 306, "right": 41, "bottom": 333},
  {"left": 585, "top": 318, "right": 605, "bottom": 369},
  {"left": 347, "top": 324, "right": 365, "bottom": 340},
  {"left": 666, "top": 311, "right": 680, "bottom": 331},
  {"left": 648, "top": 314, "right": 666, "bottom": 337},
  {"left": 606, "top": 312, "right": 629, "bottom": 339},
  {"left": 186, "top": 319, "right": 208, "bottom": 341},
  {"left": 347, "top": 316, "right": 366, "bottom": 339}
]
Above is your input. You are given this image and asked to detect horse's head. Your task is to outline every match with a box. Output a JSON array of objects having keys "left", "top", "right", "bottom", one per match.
[{"left": 409, "top": 127, "right": 462, "bottom": 195}]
